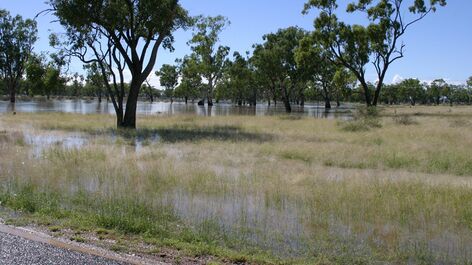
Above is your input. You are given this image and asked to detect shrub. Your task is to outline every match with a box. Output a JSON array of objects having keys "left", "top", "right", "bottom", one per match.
[
  {"left": 338, "top": 116, "right": 382, "bottom": 132},
  {"left": 338, "top": 106, "right": 383, "bottom": 132},
  {"left": 393, "top": 115, "right": 418, "bottom": 126}
]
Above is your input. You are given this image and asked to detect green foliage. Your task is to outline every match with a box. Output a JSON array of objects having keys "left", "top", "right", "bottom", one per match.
[
  {"left": 187, "top": 15, "right": 230, "bottom": 104},
  {"left": 25, "top": 53, "right": 66, "bottom": 98},
  {"left": 428, "top": 78, "right": 448, "bottom": 105},
  {"left": 175, "top": 56, "right": 201, "bottom": 102},
  {"left": 252, "top": 27, "right": 307, "bottom": 112},
  {"left": 26, "top": 54, "right": 47, "bottom": 96},
  {"left": 48, "top": 0, "right": 190, "bottom": 127},
  {"left": 156, "top": 64, "right": 179, "bottom": 100},
  {"left": 217, "top": 52, "right": 256, "bottom": 105},
  {"left": 383, "top": 78, "right": 425, "bottom": 105},
  {"left": 303, "top": 0, "right": 447, "bottom": 106},
  {"left": 339, "top": 107, "right": 382, "bottom": 132},
  {"left": 0, "top": 9, "right": 38, "bottom": 101},
  {"left": 83, "top": 62, "right": 106, "bottom": 100}
]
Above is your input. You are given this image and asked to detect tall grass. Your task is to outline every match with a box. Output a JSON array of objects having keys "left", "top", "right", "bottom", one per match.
[{"left": 1, "top": 107, "right": 472, "bottom": 264}]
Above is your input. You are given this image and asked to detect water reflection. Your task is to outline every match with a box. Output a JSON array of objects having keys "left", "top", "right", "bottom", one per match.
[
  {"left": 23, "top": 131, "right": 88, "bottom": 158},
  {"left": 0, "top": 100, "right": 354, "bottom": 119},
  {"left": 162, "top": 189, "right": 309, "bottom": 255}
]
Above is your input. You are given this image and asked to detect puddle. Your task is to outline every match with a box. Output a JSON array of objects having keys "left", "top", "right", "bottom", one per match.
[
  {"left": 161, "top": 189, "right": 310, "bottom": 256},
  {"left": 133, "top": 134, "right": 161, "bottom": 153},
  {"left": 108, "top": 133, "right": 160, "bottom": 155},
  {"left": 21, "top": 130, "right": 162, "bottom": 158},
  {"left": 23, "top": 132, "right": 88, "bottom": 158}
]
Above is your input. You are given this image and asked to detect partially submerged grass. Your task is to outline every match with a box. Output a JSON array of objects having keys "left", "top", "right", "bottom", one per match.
[{"left": 1, "top": 106, "right": 472, "bottom": 264}]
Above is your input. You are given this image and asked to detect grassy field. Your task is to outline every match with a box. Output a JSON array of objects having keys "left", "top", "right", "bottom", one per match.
[{"left": 1, "top": 106, "right": 472, "bottom": 264}]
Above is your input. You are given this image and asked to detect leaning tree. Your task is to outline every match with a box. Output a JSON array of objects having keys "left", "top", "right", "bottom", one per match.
[
  {"left": 48, "top": 0, "right": 189, "bottom": 128},
  {"left": 0, "top": 10, "right": 38, "bottom": 103},
  {"left": 303, "top": 0, "right": 446, "bottom": 106}
]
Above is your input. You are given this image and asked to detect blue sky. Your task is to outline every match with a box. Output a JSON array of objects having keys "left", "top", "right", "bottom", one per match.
[{"left": 1, "top": 0, "right": 471, "bottom": 85}]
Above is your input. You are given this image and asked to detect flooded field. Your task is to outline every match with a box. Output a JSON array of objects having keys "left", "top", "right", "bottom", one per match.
[
  {"left": 0, "top": 99, "right": 354, "bottom": 119},
  {"left": 1, "top": 108, "right": 472, "bottom": 264}
]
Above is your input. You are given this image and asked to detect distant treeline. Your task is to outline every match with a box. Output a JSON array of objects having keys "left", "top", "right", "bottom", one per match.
[
  {"left": 2, "top": 74, "right": 471, "bottom": 107},
  {"left": 0, "top": 0, "right": 460, "bottom": 128}
]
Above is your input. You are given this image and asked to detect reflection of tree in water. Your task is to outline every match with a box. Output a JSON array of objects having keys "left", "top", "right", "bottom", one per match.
[
  {"left": 0, "top": 100, "right": 354, "bottom": 119},
  {"left": 7, "top": 102, "right": 16, "bottom": 114}
]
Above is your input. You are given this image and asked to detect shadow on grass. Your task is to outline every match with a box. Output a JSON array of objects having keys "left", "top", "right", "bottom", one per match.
[
  {"left": 57, "top": 124, "right": 274, "bottom": 143},
  {"left": 153, "top": 125, "right": 273, "bottom": 143}
]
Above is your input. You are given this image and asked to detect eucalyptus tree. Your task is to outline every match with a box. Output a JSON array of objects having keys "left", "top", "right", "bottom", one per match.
[
  {"left": 397, "top": 78, "right": 425, "bottom": 105},
  {"left": 26, "top": 54, "right": 47, "bottom": 97},
  {"left": 43, "top": 67, "right": 64, "bottom": 98},
  {"left": 26, "top": 53, "right": 66, "bottom": 99},
  {"left": 303, "top": 0, "right": 446, "bottom": 106},
  {"left": 467, "top": 76, "right": 472, "bottom": 104},
  {"left": 251, "top": 44, "right": 279, "bottom": 107},
  {"left": 332, "top": 68, "right": 357, "bottom": 107},
  {"left": 252, "top": 27, "right": 307, "bottom": 113},
  {"left": 84, "top": 62, "right": 107, "bottom": 102},
  {"left": 428, "top": 79, "right": 447, "bottom": 105},
  {"left": 0, "top": 9, "right": 38, "bottom": 103},
  {"left": 219, "top": 52, "right": 254, "bottom": 106},
  {"left": 48, "top": 0, "right": 189, "bottom": 128},
  {"left": 156, "top": 64, "right": 179, "bottom": 103},
  {"left": 295, "top": 34, "right": 337, "bottom": 109},
  {"left": 175, "top": 56, "right": 201, "bottom": 104},
  {"left": 188, "top": 16, "right": 230, "bottom": 106},
  {"left": 449, "top": 85, "right": 469, "bottom": 105}
]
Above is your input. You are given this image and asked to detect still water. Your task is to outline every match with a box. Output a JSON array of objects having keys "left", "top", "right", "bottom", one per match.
[{"left": 0, "top": 99, "right": 353, "bottom": 119}]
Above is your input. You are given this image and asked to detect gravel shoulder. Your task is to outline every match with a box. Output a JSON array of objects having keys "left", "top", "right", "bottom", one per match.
[{"left": 0, "top": 223, "right": 166, "bottom": 265}]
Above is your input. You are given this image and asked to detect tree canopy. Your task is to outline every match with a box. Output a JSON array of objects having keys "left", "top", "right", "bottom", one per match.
[
  {"left": 252, "top": 27, "right": 307, "bottom": 112},
  {"left": 156, "top": 64, "right": 179, "bottom": 101},
  {"left": 48, "top": 0, "right": 189, "bottom": 128},
  {"left": 303, "top": 0, "right": 447, "bottom": 106},
  {"left": 187, "top": 15, "right": 230, "bottom": 106},
  {"left": 0, "top": 9, "right": 38, "bottom": 103}
]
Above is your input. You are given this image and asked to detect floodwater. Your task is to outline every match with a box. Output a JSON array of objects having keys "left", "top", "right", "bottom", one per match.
[
  {"left": 23, "top": 131, "right": 87, "bottom": 158},
  {"left": 0, "top": 99, "right": 354, "bottom": 119}
]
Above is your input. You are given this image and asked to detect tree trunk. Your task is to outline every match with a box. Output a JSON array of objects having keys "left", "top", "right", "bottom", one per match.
[
  {"left": 281, "top": 82, "right": 291, "bottom": 113},
  {"left": 322, "top": 84, "right": 331, "bottom": 109},
  {"left": 9, "top": 82, "right": 16, "bottom": 103},
  {"left": 360, "top": 80, "right": 372, "bottom": 107},
  {"left": 283, "top": 99, "right": 291, "bottom": 113},
  {"left": 325, "top": 99, "right": 331, "bottom": 109},
  {"left": 372, "top": 84, "right": 383, "bottom": 106},
  {"left": 121, "top": 81, "right": 140, "bottom": 129},
  {"left": 185, "top": 96, "right": 188, "bottom": 104},
  {"left": 116, "top": 109, "right": 124, "bottom": 128}
]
